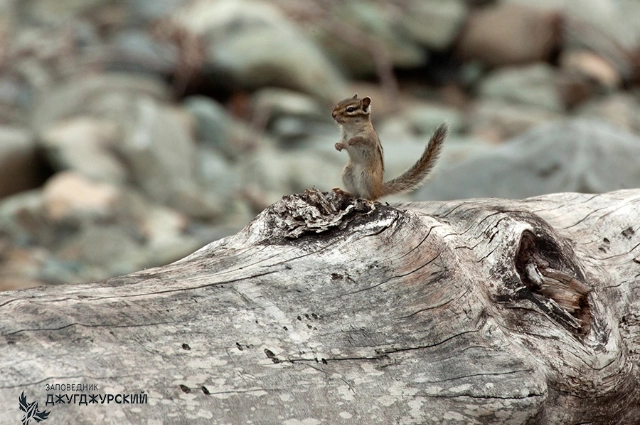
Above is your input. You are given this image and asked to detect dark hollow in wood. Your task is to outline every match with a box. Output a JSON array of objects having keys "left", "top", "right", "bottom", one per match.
[{"left": 515, "top": 230, "right": 592, "bottom": 336}]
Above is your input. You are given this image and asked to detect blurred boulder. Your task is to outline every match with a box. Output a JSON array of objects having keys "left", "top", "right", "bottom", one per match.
[
  {"left": 478, "top": 64, "right": 564, "bottom": 112},
  {"left": 253, "top": 88, "right": 327, "bottom": 123},
  {"left": 252, "top": 88, "right": 333, "bottom": 146},
  {"left": 106, "top": 29, "right": 178, "bottom": 75},
  {"left": 127, "top": 0, "right": 186, "bottom": 22},
  {"left": 42, "top": 171, "right": 120, "bottom": 222},
  {"left": 31, "top": 73, "right": 168, "bottom": 131},
  {"left": 240, "top": 141, "right": 342, "bottom": 205},
  {"left": 286, "top": 147, "right": 343, "bottom": 194},
  {"left": 0, "top": 190, "right": 48, "bottom": 246},
  {"left": 116, "top": 97, "right": 219, "bottom": 218},
  {"left": 314, "top": 1, "right": 426, "bottom": 77},
  {"left": 137, "top": 203, "right": 200, "bottom": 266},
  {"left": 399, "top": 0, "right": 467, "bottom": 50},
  {"left": 55, "top": 223, "right": 145, "bottom": 277},
  {"left": 560, "top": 50, "right": 621, "bottom": 91},
  {"left": 183, "top": 95, "right": 231, "bottom": 151},
  {"left": 505, "top": 0, "right": 637, "bottom": 84},
  {"left": 456, "top": 3, "right": 562, "bottom": 67},
  {"left": 196, "top": 146, "right": 241, "bottom": 200},
  {"left": 172, "top": 0, "right": 347, "bottom": 103},
  {"left": 39, "top": 116, "right": 126, "bottom": 183},
  {"left": 404, "top": 103, "right": 464, "bottom": 136},
  {"left": 22, "top": 0, "right": 107, "bottom": 23},
  {"left": 0, "top": 245, "right": 49, "bottom": 290},
  {"left": 467, "top": 99, "right": 562, "bottom": 142},
  {"left": 417, "top": 119, "right": 640, "bottom": 200},
  {"left": 576, "top": 93, "right": 640, "bottom": 134},
  {"left": 506, "top": 0, "right": 640, "bottom": 50}
]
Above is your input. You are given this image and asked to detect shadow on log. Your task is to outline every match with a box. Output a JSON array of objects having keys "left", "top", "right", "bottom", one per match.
[{"left": 1, "top": 189, "right": 640, "bottom": 424}]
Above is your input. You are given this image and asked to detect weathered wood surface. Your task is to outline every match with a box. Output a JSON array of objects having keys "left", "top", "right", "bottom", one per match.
[{"left": 1, "top": 189, "right": 639, "bottom": 425}]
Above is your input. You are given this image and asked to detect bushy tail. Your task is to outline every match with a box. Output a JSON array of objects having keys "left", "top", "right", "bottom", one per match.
[{"left": 380, "top": 124, "right": 448, "bottom": 197}]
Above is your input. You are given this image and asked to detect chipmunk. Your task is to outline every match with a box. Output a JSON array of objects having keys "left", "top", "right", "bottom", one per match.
[{"left": 332, "top": 94, "right": 447, "bottom": 200}]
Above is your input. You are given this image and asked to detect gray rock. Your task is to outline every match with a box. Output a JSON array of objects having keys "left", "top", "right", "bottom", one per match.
[
  {"left": 169, "top": 185, "right": 222, "bottom": 220},
  {"left": 506, "top": 0, "right": 640, "bottom": 50},
  {"left": 126, "top": 0, "right": 186, "bottom": 22},
  {"left": 0, "top": 126, "right": 41, "bottom": 198},
  {"left": 0, "top": 245, "right": 49, "bottom": 290},
  {"left": 253, "top": 88, "right": 334, "bottom": 146},
  {"left": 131, "top": 202, "right": 202, "bottom": 268},
  {"left": 253, "top": 88, "right": 327, "bottom": 122},
  {"left": 270, "top": 117, "right": 313, "bottom": 143},
  {"left": 456, "top": 3, "right": 561, "bottom": 67},
  {"left": 55, "top": 223, "right": 145, "bottom": 276},
  {"left": 0, "top": 74, "right": 32, "bottom": 123},
  {"left": 31, "top": 73, "right": 169, "bottom": 131},
  {"left": 142, "top": 235, "right": 204, "bottom": 269},
  {"left": 287, "top": 148, "right": 344, "bottom": 194},
  {"left": 38, "top": 256, "right": 86, "bottom": 285},
  {"left": 559, "top": 49, "right": 621, "bottom": 91},
  {"left": 39, "top": 117, "right": 127, "bottom": 184},
  {"left": 478, "top": 64, "right": 564, "bottom": 112},
  {"left": 468, "top": 99, "right": 562, "bottom": 142},
  {"left": 42, "top": 171, "right": 120, "bottom": 222},
  {"left": 107, "top": 29, "right": 178, "bottom": 75},
  {"left": 375, "top": 116, "right": 414, "bottom": 144},
  {"left": 174, "top": 0, "right": 347, "bottom": 103},
  {"left": 404, "top": 104, "right": 464, "bottom": 136},
  {"left": 218, "top": 198, "right": 257, "bottom": 230},
  {"left": 23, "top": 0, "right": 107, "bottom": 23},
  {"left": 575, "top": 93, "right": 640, "bottom": 134},
  {"left": 183, "top": 96, "right": 231, "bottom": 151},
  {"left": 239, "top": 145, "right": 296, "bottom": 205},
  {"left": 0, "top": 189, "right": 48, "bottom": 246},
  {"left": 196, "top": 146, "right": 240, "bottom": 199},
  {"left": 501, "top": 1, "right": 637, "bottom": 83},
  {"left": 240, "top": 142, "right": 343, "bottom": 205},
  {"left": 416, "top": 119, "right": 640, "bottom": 201},
  {"left": 399, "top": 0, "right": 468, "bottom": 50},
  {"left": 314, "top": 1, "right": 427, "bottom": 77},
  {"left": 116, "top": 97, "right": 209, "bottom": 215},
  {"left": 224, "top": 119, "right": 265, "bottom": 159},
  {"left": 271, "top": 115, "right": 338, "bottom": 149}
]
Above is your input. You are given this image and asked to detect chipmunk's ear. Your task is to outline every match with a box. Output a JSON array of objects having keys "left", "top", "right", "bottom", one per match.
[
  {"left": 351, "top": 93, "right": 358, "bottom": 99},
  {"left": 362, "top": 96, "right": 371, "bottom": 112}
]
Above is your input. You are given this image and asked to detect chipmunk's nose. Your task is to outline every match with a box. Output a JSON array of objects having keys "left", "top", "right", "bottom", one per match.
[{"left": 331, "top": 110, "right": 337, "bottom": 119}]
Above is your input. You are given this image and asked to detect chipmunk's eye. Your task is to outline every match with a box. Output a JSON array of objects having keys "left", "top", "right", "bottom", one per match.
[{"left": 346, "top": 107, "right": 355, "bottom": 113}]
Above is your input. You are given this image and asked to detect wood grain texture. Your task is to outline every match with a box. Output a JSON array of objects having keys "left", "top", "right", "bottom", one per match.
[{"left": 1, "top": 189, "right": 639, "bottom": 424}]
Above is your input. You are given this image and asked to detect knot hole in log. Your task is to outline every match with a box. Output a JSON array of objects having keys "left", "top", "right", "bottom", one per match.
[{"left": 514, "top": 229, "right": 592, "bottom": 336}]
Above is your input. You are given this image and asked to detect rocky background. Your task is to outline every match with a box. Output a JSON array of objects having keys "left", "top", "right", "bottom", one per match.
[{"left": 1, "top": 0, "right": 640, "bottom": 291}]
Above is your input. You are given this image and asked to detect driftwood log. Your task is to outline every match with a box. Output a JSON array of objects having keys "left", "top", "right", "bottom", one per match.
[{"left": 1, "top": 189, "right": 639, "bottom": 425}]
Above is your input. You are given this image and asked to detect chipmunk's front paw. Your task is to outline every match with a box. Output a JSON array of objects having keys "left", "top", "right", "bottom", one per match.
[
  {"left": 334, "top": 142, "right": 345, "bottom": 152},
  {"left": 332, "top": 187, "right": 351, "bottom": 197}
]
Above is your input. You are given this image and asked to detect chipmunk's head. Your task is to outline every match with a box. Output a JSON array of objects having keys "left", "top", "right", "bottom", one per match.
[{"left": 331, "top": 94, "right": 372, "bottom": 125}]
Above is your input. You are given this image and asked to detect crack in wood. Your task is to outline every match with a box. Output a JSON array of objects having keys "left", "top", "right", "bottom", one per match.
[
  {"left": 562, "top": 203, "right": 621, "bottom": 230},
  {"left": 401, "top": 288, "right": 466, "bottom": 319},
  {"left": 421, "top": 392, "right": 544, "bottom": 400},
  {"left": 398, "top": 224, "right": 439, "bottom": 259},
  {"left": 4, "top": 320, "right": 176, "bottom": 336}
]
